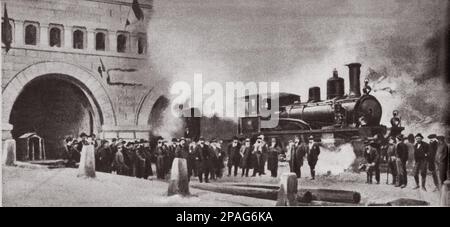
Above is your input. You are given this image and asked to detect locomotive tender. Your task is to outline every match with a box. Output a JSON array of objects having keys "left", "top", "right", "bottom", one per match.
[{"left": 238, "top": 63, "right": 387, "bottom": 151}]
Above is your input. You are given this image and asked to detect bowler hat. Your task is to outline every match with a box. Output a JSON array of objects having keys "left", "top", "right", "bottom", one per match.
[
  {"left": 427, "top": 134, "right": 437, "bottom": 139},
  {"left": 79, "top": 132, "right": 88, "bottom": 138},
  {"left": 415, "top": 133, "right": 424, "bottom": 139}
]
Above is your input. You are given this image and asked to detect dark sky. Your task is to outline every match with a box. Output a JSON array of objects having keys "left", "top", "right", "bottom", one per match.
[{"left": 147, "top": 0, "right": 447, "bottom": 101}]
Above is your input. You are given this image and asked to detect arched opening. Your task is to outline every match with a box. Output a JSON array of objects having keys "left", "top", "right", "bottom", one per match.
[
  {"left": 9, "top": 74, "right": 100, "bottom": 160},
  {"left": 117, "top": 34, "right": 127, "bottom": 53},
  {"left": 95, "top": 32, "right": 106, "bottom": 51},
  {"left": 49, "top": 27, "right": 61, "bottom": 47},
  {"left": 137, "top": 36, "right": 146, "bottom": 54},
  {"left": 25, "top": 24, "right": 37, "bottom": 45},
  {"left": 148, "top": 96, "right": 170, "bottom": 127},
  {"left": 73, "top": 29, "right": 84, "bottom": 49}
]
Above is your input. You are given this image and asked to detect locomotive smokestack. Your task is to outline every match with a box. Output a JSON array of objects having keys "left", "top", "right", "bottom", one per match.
[
  {"left": 308, "top": 87, "right": 321, "bottom": 102},
  {"left": 327, "top": 68, "right": 345, "bottom": 99},
  {"left": 346, "top": 63, "right": 362, "bottom": 97}
]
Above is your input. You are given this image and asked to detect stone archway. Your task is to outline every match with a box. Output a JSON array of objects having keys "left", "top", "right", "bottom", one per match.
[{"left": 2, "top": 61, "right": 117, "bottom": 139}]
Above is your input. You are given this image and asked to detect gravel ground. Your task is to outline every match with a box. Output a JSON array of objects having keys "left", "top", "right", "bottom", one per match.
[
  {"left": 2, "top": 166, "right": 273, "bottom": 207},
  {"left": 2, "top": 161, "right": 441, "bottom": 206},
  {"left": 215, "top": 162, "right": 441, "bottom": 206}
]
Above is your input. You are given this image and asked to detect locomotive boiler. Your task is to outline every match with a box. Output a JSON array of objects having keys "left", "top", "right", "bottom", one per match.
[{"left": 238, "top": 63, "right": 387, "bottom": 149}]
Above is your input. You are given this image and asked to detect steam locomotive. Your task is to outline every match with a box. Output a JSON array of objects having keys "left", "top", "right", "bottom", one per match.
[{"left": 238, "top": 63, "right": 388, "bottom": 152}]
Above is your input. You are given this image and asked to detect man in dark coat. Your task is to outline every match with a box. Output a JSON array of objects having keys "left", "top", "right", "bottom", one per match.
[
  {"left": 167, "top": 138, "right": 178, "bottom": 174},
  {"left": 290, "top": 136, "right": 307, "bottom": 178},
  {"left": 175, "top": 137, "right": 189, "bottom": 159},
  {"left": 307, "top": 137, "right": 321, "bottom": 180},
  {"left": 267, "top": 137, "right": 281, "bottom": 178},
  {"left": 240, "top": 138, "right": 252, "bottom": 177},
  {"left": 251, "top": 136, "right": 267, "bottom": 177},
  {"left": 227, "top": 137, "right": 241, "bottom": 177},
  {"left": 113, "top": 144, "right": 129, "bottom": 176},
  {"left": 364, "top": 141, "right": 380, "bottom": 184},
  {"left": 211, "top": 139, "right": 225, "bottom": 179},
  {"left": 436, "top": 135, "right": 449, "bottom": 185},
  {"left": 195, "top": 137, "right": 212, "bottom": 183},
  {"left": 396, "top": 135, "right": 409, "bottom": 188},
  {"left": 386, "top": 136, "right": 398, "bottom": 185},
  {"left": 187, "top": 139, "right": 197, "bottom": 181},
  {"left": 155, "top": 139, "right": 168, "bottom": 179},
  {"left": 413, "top": 133, "right": 429, "bottom": 191},
  {"left": 142, "top": 141, "right": 153, "bottom": 179},
  {"left": 96, "top": 140, "right": 113, "bottom": 173},
  {"left": 135, "top": 143, "right": 147, "bottom": 179},
  {"left": 428, "top": 134, "right": 440, "bottom": 191}
]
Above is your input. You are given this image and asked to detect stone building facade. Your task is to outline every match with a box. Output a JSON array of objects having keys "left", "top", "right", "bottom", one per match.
[{"left": 1, "top": 0, "right": 170, "bottom": 159}]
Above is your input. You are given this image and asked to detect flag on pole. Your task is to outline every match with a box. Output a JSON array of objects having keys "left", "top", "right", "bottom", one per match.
[
  {"left": 125, "top": 0, "right": 144, "bottom": 27},
  {"left": 2, "top": 3, "right": 12, "bottom": 53}
]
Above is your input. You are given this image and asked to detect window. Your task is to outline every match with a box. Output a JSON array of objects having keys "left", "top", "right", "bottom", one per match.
[
  {"left": 49, "top": 27, "right": 62, "bottom": 47},
  {"left": 95, "top": 32, "right": 105, "bottom": 51},
  {"left": 117, "top": 34, "right": 127, "bottom": 53},
  {"left": 24, "top": 23, "right": 39, "bottom": 45},
  {"left": 137, "top": 36, "right": 146, "bottom": 54},
  {"left": 73, "top": 30, "right": 84, "bottom": 49}
]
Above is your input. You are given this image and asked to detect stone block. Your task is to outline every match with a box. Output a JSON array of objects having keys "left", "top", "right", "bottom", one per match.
[
  {"left": 2, "top": 139, "right": 16, "bottom": 166},
  {"left": 77, "top": 144, "right": 96, "bottom": 178},
  {"left": 276, "top": 173, "right": 298, "bottom": 206},
  {"left": 167, "top": 158, "right": 190, "bottom": 196}
]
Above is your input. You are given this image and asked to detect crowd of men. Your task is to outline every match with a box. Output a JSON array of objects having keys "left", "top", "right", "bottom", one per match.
[
  {"left": 362, "top": 133, "right": 450, "bottom": 192},
  {"left": 62, "top": 133, "right": 323, "bottom": 183},
  {"left": 62, "top": 127, "right": 450, "bottom": 191}
]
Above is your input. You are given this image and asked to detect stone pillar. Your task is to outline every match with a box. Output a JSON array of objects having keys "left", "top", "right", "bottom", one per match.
[
  {"left": 64, "top": 26, "right": 73, "bottom": 49},
  {"left": 167, "top": 158, "right": 190, "bottom": 196},
  {"left": 2, "top": 139, "right": 16, "bottom": 166},
  {"left": 109, "top": 31, "right": 117, "bottom": 53},
  {"left": 39, "top": 25, "right": 49, "bottom": 48},
  {"left": 77, "top": 144, "right": 96, "bottom": 178},
  {"left": 14, "top": 20, "right": 24, "bottom": 46},
  {"left": 87, "top": 29, "right": 95, "bottom": 51},
  {"left": 276, "top": 173, "right": 298, "bottom": 206}
]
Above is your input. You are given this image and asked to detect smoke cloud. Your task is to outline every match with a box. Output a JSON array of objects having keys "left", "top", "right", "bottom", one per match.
[
  {"left": 145, "top": 0, "right": 449, "bottom": 138},
  {"left": 316, "top": 143, "right": 356, "bottom": 175}
]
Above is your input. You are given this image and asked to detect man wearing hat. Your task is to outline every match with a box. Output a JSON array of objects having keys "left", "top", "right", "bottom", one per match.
[
  {"left": 307, "top": 137, "right": 321, "bottom": 180},
  {"left": 289, "top": 135, "right": 308, "bottom": 178},
  {"left": 395, "top": 134, "right": 409, "bottom": 188},
  {"left": 155, "top": 138, "right": 168, "bottom": 179},
  {"left": 364, "top": 141, "right": 380, "bottom": 184},
  {"left": 252, "top": 135, "right": 268, "bottom": 177},
  {"left": 175, "top": 137, "right": 189, "bottom": 159},
  {"left": 227, "top": 136, "right": 241, "bottom": 177},
  {"left": 240, "top": 138, "right": 253, "bottom": 177},
  {"left": 195, "top": 137, "right": 212, "bottom": 183},
  {"left": 428, "top": 134, "right": 440, "bottom": 191},
  {"left": 389, "top": 110, "right": 402, "bottom": 137},
  {"left": 413, "top": 133, "right": 429, "bottom": 190},
  {"left": 167, "top": 138, "right": 178, "bottom": 174},
  {"left": 386, "top": 136, "right": 398, "bottom": 186},
  {"left": 76, "top": 132, "right": 89, "bottom": 153},
  {"left": 435, "top": 135, "right": 449, "bottom": 186}
]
